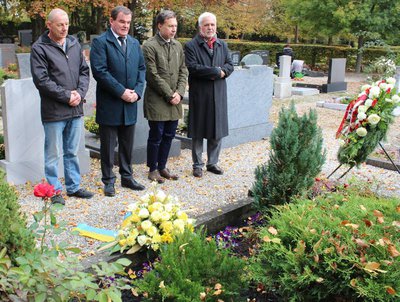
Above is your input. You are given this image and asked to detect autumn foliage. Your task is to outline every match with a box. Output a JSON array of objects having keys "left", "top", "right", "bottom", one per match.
[{"left": 250, "top": 190, "right": 400, "bottom": 301}]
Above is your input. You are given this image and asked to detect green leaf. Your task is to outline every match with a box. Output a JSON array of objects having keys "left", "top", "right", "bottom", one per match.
[
  {"left": 86, "top": 289, "right": 97, "bottom": 300},
  {"left": 115, "top": 258, "right": 131, "bottom": 267},
  {"left": 33, "top": 212, "right": 44, "bottom": 222},
  {"left": 50, "top": 212, "right": 57, "bottom": 225},
  {"left": 97, "top": 240, "right": 118, "bottom": 252},
  {"left": 98, "top": 292, "right": 108, "bottom": 302},
  {"left": 107, "top": 290, "right": 122, "bottom": 302},
  {"left": 34, "top": 293, "right": 47, "bottom": 302},
  {"left": 66, "top": 247, "right": 81, "bottom": 254}
]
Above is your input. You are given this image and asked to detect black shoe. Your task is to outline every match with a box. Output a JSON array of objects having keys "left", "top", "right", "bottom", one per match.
[
  {"left": 121, "top": 178, "right": 145, "bottom": 191},
  {"left": 206, "top": 165, "right": 224, "bottom": 175},
  {"left": 104, "top": 183, "right": 116, "bottom": 197},
  {"left": 51, "top": 194, "right": 65, "bottom": 205},
  {"left": 193, "top": 168, "right": 203, "bottom": 178},
  {"left": 67, "top": 188, "right": 94, "bottom": 199}
]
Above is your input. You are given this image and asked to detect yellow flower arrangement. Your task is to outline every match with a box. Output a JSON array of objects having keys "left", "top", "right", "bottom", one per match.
[{"left": 107, "top": 185, "right": 194, "bottom": 254}]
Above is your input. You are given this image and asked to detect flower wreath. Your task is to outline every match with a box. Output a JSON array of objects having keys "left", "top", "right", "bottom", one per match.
[{"left": 336, "top": 77, "right": 400, "bottom": 167}]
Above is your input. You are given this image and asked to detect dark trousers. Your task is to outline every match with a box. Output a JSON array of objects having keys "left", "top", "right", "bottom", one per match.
[
  {"left": 147, "top": 120, "right": 178, "bottom": 172},
  {"left": 99, "top": 124, "right": 135, "bottom": 185}
]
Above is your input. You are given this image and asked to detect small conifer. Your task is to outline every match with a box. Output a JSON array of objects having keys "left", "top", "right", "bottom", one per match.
[{"left": 253, "top": 103, "right": 325, "bottom": 207}]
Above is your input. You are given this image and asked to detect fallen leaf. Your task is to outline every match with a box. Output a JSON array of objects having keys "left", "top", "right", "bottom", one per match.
[
  {"left": 360, "top": 205, "right": 367, "bottom": 211},
  {"left": 200, "top": 292, "right": 206, "bottom": 301},
  {"left": 388, "top": 245, "right": 400, "bottom": 257},
  {"left": 355, "top": 239, "right": 369, "bottom": 248},
  {"left": 386, "top": 286, "right": 396, "bottom": 295},
  {"left": 350, "top": 279, "right": 357, "bottom": 287},
  {"left": 377, "top": 217, "right": 384, "bottom": 224},
  {"left": 363, "top": 219, "right": 373, "bottom": 227},
  {"left": 214, "top": 283, "right": 222, "bottom": 290},
  {"left": 392, "top": 221, "right": 400, "bottom": 228},
  {"left": 373, "top": 210, "right": 383, "bottom": 217},
  {"left": 345, "top": 223, "right": 359, "bottom": 229},
  {"left": 131, "top": 288, "right": 139, "bottom": 297},
  {"left": 316, "top": 277, "right": 324, "bottom": 283},
  {"left": 364, "top": 262, "right": 380, "bottom": 272}
]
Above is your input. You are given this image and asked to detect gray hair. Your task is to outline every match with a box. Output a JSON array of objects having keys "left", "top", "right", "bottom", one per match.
[
  {"left": 47, "top": 8, "right": 68, "bottom": 22},
  {"left": 156, "top": 10, "right": 176, "bottom": 26},
  {"left": 198, "top": 12, "right": 216, "bottom": 26},
  {"left": 111, "top": 6, "right": 132, "bottom": 20}
]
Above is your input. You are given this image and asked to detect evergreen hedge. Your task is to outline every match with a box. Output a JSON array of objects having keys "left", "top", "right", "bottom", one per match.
[{"left": 178, "top": 38, "right": 400, "bottom": 71}]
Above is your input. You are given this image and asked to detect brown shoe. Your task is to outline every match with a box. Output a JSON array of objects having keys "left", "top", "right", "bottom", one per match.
[
  {"left": 193, "top": 168, "right": 203, "bottom": 178},
  {"left": 159, "top": 168, "right": 179, "bottom": 180},
  {"left": 148, "top": 170, "right": 165, "bottom": 184}
]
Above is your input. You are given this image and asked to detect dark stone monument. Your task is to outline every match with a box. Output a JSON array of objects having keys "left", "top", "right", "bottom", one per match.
[
  {"left": 321, "top": 58, "right": 347, "bottom": 93},
  {"left": 18, "top": 30, "right": 32, "bottom": 46},
  {"left": 250, "top": 50, "right": 269, "bottom": 65},
  {"left": 16, "top": 53, "right": 31, "bottom": 79},
  {"left": 0, "top": 44, "right": 16, "bottom": 68},
  {"left": 229, "top": 51, "right": 241, "bottom": 66}
]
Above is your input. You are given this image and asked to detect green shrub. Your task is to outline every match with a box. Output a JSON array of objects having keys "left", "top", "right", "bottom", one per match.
[
  {"left": 178, "top": 38, "right": 400, "bottom": 71},
  {"left": 84, "top": 111, "right": 99, "bottom": 135},
  {"left": 252, "top": 103, "right": 325, "bottom": 208},
  {"left": 249, "top": 191, "right": 400, "bottom": 301},
  {"left": 0, "top": 170, "right": 35, "bottom": 263},
  {"left": 133, "top": 229, "right": 249, "bottom": 301}
]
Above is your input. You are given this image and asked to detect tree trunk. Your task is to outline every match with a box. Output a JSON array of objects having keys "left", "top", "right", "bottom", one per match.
[
  {"left": 95, "top": 7, "right": 104, "bottom": 34},
  {"left": 355, "top": 35, "right": 364, "bottom": 73},
  {"left": 328, "top": 36, "right": 333, "bottom": 45},
  {"left": 129, "top": 0, "right": 137, "bottom": 37},
  {"left": 294, "top": 24, "right": 299, "bottom": 44},
  {"left": 31, "top": 16, "right": 45, "bottom": 42}
]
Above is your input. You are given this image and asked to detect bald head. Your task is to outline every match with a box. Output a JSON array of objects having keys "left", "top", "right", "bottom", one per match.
[{"left": 47, "top": 8, "right": 68, "bottom": 22}]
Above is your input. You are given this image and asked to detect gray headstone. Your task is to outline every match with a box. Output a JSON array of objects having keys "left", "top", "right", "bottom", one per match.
[
  {"left": 0, "top": 44, "right": 16, "bottom": 68},
  {"left": 0, "top": 78, "right": 90, "bottom": 185},
  {"left": 328, "top": 58, "right": 346, "bottom": 83},
  {"left": 18, "top": 30, "right": 32, "bottom": 46},
  {"left": 250, "top": 50, "right": 269, "bottom": 65},
  {"left": 16, "top": 53, "right": 31, "bottom": 79},
  {"left": 240, "top": 53, "right": 263, "bottom": 66},
  {"left": 229, "top": 51, "right": 241, "bottom": 66}
]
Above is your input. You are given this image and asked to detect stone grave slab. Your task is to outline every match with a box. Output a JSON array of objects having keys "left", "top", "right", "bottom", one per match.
[
  {"left": 0, "top": 78, "right": 90, "bottom": 185},
  {"left": 322, "top": 58, "right": 347, "bottom": 93},
  {"left": 250, "top": 50, "right": 269, "bottom": 65},
  {"left": 18, "top": 30, "right": 32, "bottom": 46},
  {"left": 240, "top": 53, "right": 263, "bottom": 66},
  {"left": 292, "top": 87, "right": 319, "bottom": 96},
  {"left": 16, "top": 53, "right": 31, "bottom": 79},
  {"left": 274, "top": 55, "right": 292, "bottom": 98},
  {"left": 229, "top": 51, "right": 241, "bottom": 66},
  {"left": 0, "top": 44, "right": 16, "bottom": 68}
]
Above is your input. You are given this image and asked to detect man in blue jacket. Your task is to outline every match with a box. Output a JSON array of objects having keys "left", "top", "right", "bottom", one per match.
[
  {"left": 31, "top": 8, "right": 93, "bottom": 205},
  {"left": 90, "top": 6, "right": 146, "bottom": 196}
]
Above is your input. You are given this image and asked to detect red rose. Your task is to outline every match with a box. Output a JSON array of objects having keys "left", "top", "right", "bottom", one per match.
[{"left": 34, "top": 183, "right": 56, "bottom": 198}]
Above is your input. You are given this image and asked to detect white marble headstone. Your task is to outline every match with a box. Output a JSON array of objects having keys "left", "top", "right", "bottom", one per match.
[
  {"left": 0, "top": 78, "right": 90, "bottom": 185},
  {"left": 279, "top": 55, "right": 292, "bottom": 78}
]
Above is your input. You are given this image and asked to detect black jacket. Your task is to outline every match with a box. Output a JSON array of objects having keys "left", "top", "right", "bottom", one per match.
[{"left": 31, "top": 31, "right": 90, "bottom": 122}]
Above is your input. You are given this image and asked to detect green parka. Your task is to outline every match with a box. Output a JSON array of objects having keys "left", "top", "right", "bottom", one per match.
[{"left": 142, "top": 34, "right": 188, "bottom": 121}]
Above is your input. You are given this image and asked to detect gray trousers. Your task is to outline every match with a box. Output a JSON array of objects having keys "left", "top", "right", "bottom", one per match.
[{"left": 191, "top": 138, "right": 222, "bottom": 169}]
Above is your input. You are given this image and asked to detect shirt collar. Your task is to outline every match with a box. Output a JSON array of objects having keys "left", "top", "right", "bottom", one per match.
[{"left": 110, "top": 28, "right": 126, "bottom": 42}]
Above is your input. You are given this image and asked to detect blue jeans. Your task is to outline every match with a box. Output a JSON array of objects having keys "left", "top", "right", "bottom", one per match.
[
  {"left": 147, "top": 120, "right": 178, "bottom": 172},
  {"left": 43, "top": 117, "right": 82, "bottom": 194}
]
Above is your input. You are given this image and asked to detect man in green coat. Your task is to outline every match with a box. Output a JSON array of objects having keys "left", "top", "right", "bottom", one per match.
[{"left": 142, "top": 10, "right": 188, "bottom": 183}]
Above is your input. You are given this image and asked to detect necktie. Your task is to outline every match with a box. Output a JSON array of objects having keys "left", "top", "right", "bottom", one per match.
[{"left": 118, "top": 37, "right": 126, "bottom": 54}]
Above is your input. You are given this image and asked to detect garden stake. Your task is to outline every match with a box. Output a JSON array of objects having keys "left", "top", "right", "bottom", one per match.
[
  {"left": 327, "top": 163, "right": 342, "bottom": 179},
  {"left": 338, "top": 166, "right": 354, "bottom": 180},
  {"left": 378, "top": 142, "right": 400, "bottom": 174}
]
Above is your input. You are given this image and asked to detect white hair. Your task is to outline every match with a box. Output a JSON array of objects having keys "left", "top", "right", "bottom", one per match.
[
  {"left": 47, "top": 8, "right": 68, "bottom": 22},
  {"left": 198, "top": 12, "right": 216, "bottom": 26}
]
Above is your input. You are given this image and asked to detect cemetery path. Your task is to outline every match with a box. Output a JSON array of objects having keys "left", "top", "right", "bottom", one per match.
[{"left": 15, "top": 73, "right": 400, "bottom": 257}]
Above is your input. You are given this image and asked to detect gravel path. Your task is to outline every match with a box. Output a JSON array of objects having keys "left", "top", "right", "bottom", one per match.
[{"left": 15, "top": 73, "right": 400, "bottom": 257}]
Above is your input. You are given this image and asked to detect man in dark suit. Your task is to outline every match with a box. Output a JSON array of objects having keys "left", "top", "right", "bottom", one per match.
[{"left": 90, "top": 6, "right": 146, "bottom": 196}]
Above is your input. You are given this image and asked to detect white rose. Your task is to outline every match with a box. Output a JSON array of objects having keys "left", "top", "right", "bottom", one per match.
[
  {"left": 138, "top": 208, "right": 150, "bottom": 218},
  {"left": 368, "top": 86, "right": 381, "bottom": 99},
  {"left": 141, "top": 220, "right": 152, "bottom": 230},
  {"left": 150, "top": 210, "right": 162, "bottom": 222},
  {"left": 361, "top": 84, "right": 371, "bottom": 92},
  {"left": 358, "top": 92, "right": 367, "bottom": 98},
  {"left": 152, "top": 202, "right": 163, "bottom": 210},
  {"left": 392, "top": 95, "right": 400, "bottom": 103},
  {"left": 357, "top": 105, "right": 367, "bottom": 113},
  {"left": 357, "top": 112, "right": 367, "bottom": 120},
  {"left": 164, "top": 203, "right": 173, "bottom": 212},
  {"left": 137, "top": 235, "right": 149, "bottom": 246},
  {"left": 146, "top": 226, "right": 158, "bottom": 237},
  {"left": 385, "top": 98, "right": 393, "bottom": 103},
  {"left": 139, "top": 193, "right": 150, "bottom": 203},
  {"left": 173, "top": 219, "right": 185, "bottom": 233},
  {"left": 379, "top": 82, "right": 387, "bottom": 90},
  {"left": 387, "top": 77, "right": 396, "bottom": 84},
  {"left": 386, "top": 84, "right": 394, "bottom": 91},
  {"left": 368, "top": 114, "right": 381, "bottom": 125},
  {"left": 356, "top": 127, "right": 368, "bottom": 137},
  {"left": 364, "top": 99, "right": 373, "bottom": 107},
  {"left": 160, "top": 211, "right": 171, "bottom": 221}
]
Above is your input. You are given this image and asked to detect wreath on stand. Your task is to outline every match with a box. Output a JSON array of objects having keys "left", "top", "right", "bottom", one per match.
[{"left": 336, "top": 77, "right": 400, "bottom": 168}]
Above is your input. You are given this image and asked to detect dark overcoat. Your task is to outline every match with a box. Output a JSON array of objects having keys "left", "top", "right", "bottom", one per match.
[
  {"left": 90, "top": 29, "right": 146, "bottom": 126},
  {"left": 184, "top": 34, "right": 234, "bottom": 139}
]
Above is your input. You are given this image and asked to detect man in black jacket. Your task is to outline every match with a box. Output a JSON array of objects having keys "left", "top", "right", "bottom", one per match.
[{"left": 31, "top": 8, "right": 93, "bottom": 204}]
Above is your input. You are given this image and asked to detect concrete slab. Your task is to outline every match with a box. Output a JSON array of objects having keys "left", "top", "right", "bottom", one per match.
[{"left": 292, "top": 87, "right": 319, "bottom": 96}]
